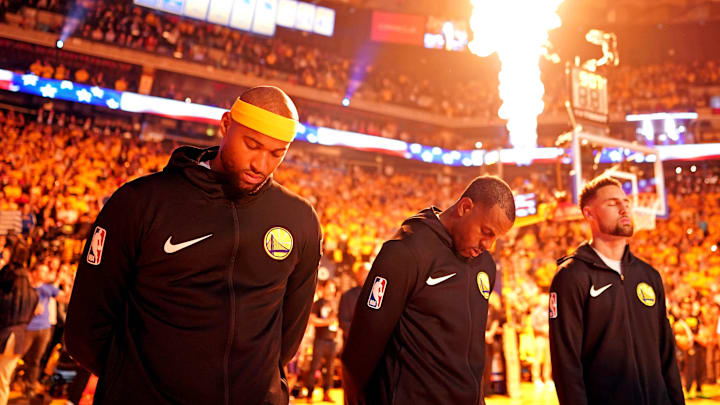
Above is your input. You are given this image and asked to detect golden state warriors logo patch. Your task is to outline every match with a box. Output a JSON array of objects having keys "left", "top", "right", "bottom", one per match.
[
  {"left": 264, "top": 227, "right": 293, "bottom": 260},
  {"left": 477, "top": 272, "right": 491, "bottom": 299},
  {"left": 636, "top": 282, "right": 656, "bottom": 307}
]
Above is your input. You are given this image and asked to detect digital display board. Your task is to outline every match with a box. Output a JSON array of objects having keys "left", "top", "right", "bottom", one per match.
[
  {"left": 423, "top": 17, "right": 469, "bottom": 51},
  {"left": 229, "top": 0, "right": 255, "bottom": 31},
  {"left": 184, "top": 0, "right": 211, "bottom": 20},
  {"left": 570, "top": 67, "right": 608, "bottom": 123},
  {"left": 134, "top": 0, "right": 333, "bottom": 37},
  {"left": 370, "top": 11, "right": 425, "bottom": 46},
  {"left": 207, "top": 0, "right": 233, "bottom": 25},
  {"left": 276, "top": 0, "right": 297, "bottom": 28},
  {"left": 313, "top": 6, "right": 335, "bottom": 37},
  {"left": 294, "top": 1, "right": 315, "bottom": 32},
  {"left": 251, "top": 0, "right": 278, "bottom": 36},
  {"left": 514, "top": 193, "right": 538, "bottom": 217}
]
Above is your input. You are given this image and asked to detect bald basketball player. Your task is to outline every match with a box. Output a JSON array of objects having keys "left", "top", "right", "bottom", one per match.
[{"left": 66, "top": 86, "right": 323, "bottom": 405}]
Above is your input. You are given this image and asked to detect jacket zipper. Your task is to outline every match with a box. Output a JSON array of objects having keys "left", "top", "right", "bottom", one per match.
[
  {"left": 465, "top": 269, "right": 480, "bottom": 404},
  {"left": 223, "top": 204, "right": 240, "bottom": 405},
  {"left": 618, "top": 261, "right": 644, "bottom": 403}
]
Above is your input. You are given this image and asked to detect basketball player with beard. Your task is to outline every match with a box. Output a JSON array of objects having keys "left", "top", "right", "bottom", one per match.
[
  {"left": 549, "top": 176, "right": 684, "bottom": 405},
  {"left": 65, "top": 86, "right": 322, "bottom": 405}
]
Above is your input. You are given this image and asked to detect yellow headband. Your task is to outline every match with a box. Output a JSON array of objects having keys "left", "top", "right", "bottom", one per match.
[{"left": 230, "top": 98, "right": 298, "bottom": 142}]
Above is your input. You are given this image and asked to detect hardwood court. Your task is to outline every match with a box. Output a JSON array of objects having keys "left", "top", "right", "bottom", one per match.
[{"left": 300, "top": 383, "right": 720, "bottom": 404}]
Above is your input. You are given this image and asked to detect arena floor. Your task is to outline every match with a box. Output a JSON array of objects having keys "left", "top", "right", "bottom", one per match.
[
  {"left": 296, "top": 383, "right": 720, "bottom": 404},
  {"left": 8, "top": 382, "right": 719, "bottom": 404}
]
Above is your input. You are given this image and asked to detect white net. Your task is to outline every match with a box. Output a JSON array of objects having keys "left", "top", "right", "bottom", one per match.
[{"left": 633, "top": 194, "right": 660, "bottom": 231}]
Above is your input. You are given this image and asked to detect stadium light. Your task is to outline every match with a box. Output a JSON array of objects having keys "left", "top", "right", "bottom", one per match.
[
  {"left": 625, "top": 112, "right": 698, "bottom": 121},
  {"left": 56, "top": 39, "right": 64, "bottom": 49},
  {"left": 342, "top": 97, "right": 350, "bottom": 107},
  {"left": 639, "top": 120, "right": 654, "bottom": 141},
  {"left": 664, "top": 118, "right": 678, "bottom": 141}
]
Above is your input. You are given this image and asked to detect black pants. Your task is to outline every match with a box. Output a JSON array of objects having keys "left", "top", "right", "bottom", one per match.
[
  {"left": 305, "top": 339, "right": 336, "bottom": 392},
  {"left": 685, "top": 343, "right": 706, "bottom": 392},
  {"left": 483, "top": 336, "right": 506, "bottom": 396},
  {"left": 21, "top": 328, "right": 52, "bottom": 387}
]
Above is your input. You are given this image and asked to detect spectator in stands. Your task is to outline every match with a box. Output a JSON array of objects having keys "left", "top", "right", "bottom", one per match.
[
  {"left": 684, "top": 298, "right": 711, "bottom": 399},
  {"left": 530, "top": 292, "right": 552, "bottom": 391},
  {"left": 0, "top": 238, "right": 37, "bottom": 405},
  {"left": 114, "top": 76, "right": 127, "bottom": 91},
  {"left": 484, "top": 293, "right": 506, "bottom": 396},
  {"left": 39, "top": 61, "right": 53, "bottom": 78},
  {"left": 74, "top": 67, "right": 89, "bottom": 83},
  {"left": 303, "top": 281, "right": 339, "bottom": 402},
  {"left": 53, "top": 63, "right": 67, "bottom": 80},
  {"left": 29, "top": 59, "right": 42, "bottom": 76},
  {"left": 338, "top": 265, "right": 367, "bottom": 347},
  {"left": 20, "top": 204, "right": 36, "bottom": 235},
  {"left": 20, "top": 262, "right": 61, "bottom": 398}
]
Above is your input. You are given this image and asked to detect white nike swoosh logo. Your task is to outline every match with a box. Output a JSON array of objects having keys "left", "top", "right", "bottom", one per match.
[
  {"left": 164, "top": 234, "right": 213, "bottom": 254},
  {"left": 426, "top": 273, "right": 457, "bottom": 286},
  {"left": 590, "top": 283, "right": 612, "bottom": 297}
]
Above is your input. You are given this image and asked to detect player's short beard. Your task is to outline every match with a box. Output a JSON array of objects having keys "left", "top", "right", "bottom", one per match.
[
  {"left": 601, "top": 219, "right": 634, "bottom": 237},
  {"left": 217, "top": 149, "right": 265, "bottom": 199}
]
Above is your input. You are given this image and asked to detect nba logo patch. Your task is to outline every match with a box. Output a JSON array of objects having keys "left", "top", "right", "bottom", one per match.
[
  {"left": 87, "top": 226, "right": 106, "bottom": 266},
  {"left": 549, "top": 292, "right": 558, "bottom": 319},
  {"left": 367, "top": 276, "right": 387, "bottom": 310}
]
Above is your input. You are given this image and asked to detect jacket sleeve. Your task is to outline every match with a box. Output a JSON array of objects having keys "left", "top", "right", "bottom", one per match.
[
  {"left": 64, "top": 184, "right": 141, "bottom": 376},
  {"left": 341, "top": 240, "right": 417, "bottom": 405},
  {"left": 279, "top": 208, "right": 321, "bottom": 366},
  {"left": 655, "top": 276, "right": 685, "bottom": 405},
  {"left": 549, "top": 265, "right": 589, "bottom": 405}
]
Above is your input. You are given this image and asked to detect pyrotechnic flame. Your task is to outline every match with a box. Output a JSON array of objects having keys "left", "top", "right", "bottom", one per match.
[{"left": 468, "top": 0, "right": 564, "bottom": 151}]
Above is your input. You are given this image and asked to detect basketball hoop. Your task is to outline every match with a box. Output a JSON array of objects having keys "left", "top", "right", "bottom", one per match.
[{"left": 633, "top": 194, "right": 660, "bottom": 231}]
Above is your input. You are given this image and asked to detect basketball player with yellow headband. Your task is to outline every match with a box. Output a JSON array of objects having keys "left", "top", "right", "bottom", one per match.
[
  {"left": 211, "top": 89, "right": 299, "bottom": 194},
  {"left": 66, "top": 86, "right": 323, "bottom": 405}
]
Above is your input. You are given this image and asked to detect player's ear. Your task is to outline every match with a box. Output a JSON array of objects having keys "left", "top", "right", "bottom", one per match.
[
  {"left": 457, "top": 197, "right": 474, "bottom": 217},
  {"left": 219, "top": 112, "right": 231, "bottom": 139},
  {"left": 582, "top": 206, "right": 593, "bottom": 221}
]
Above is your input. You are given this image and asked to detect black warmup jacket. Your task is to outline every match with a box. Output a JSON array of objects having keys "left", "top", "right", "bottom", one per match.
[
  {"left": 65, "top": 146, "right": 322, "bottom": 405},
  {"left": 549, "top": 242, "right": 684, "bottom": 405},
  {"left": 342, "top": 208, "right": 496, "bottom": 405}
]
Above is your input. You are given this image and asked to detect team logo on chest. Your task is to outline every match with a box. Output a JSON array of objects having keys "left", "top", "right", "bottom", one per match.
[
  {"left": 636, "top": 282, "right": 656, "bottom": 307},
  {"left": 264, "top": 227, "right": 293, "bottom": 260},
  {"left": 477, "top": 272, "right": 491, "bottom": 299}
]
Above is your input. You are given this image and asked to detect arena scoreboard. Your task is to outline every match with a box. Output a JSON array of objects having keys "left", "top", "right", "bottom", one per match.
[
  {"left": 134, "top": 0, "right": 335, "bottom": 37},
  {"left": 569, "top": 67, "right": 608, "bottom": 123}
]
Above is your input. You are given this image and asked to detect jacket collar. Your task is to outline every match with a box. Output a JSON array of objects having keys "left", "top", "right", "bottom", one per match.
[
  {"left": 163, "top": 145, "right": 272, "bottom": 202},
  {"left": 559, "top": 241, "right": 636, "bottom": 272}
]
